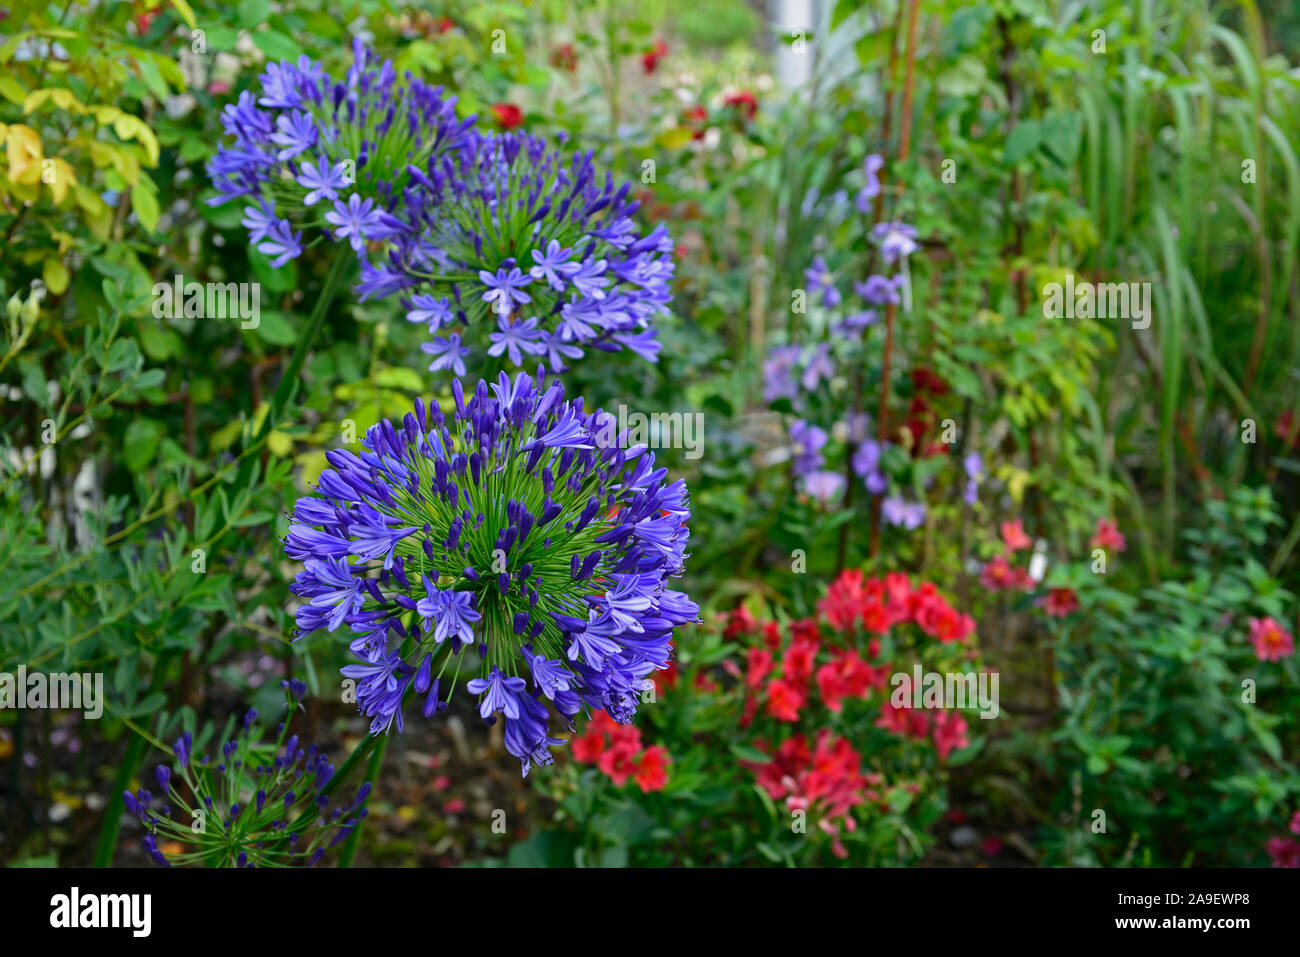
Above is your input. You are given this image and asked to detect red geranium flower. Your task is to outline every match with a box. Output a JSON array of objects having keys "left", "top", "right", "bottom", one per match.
[
  {"left": 633, "top": 746, "right": 670, "bottom": 792},
  {"left": 723, "top": 89, "right": 758, "bottom": 120},
  {"left": 490, "top": 103, "right": 523, "bottom": 130},
  {"left": 642, "top": 39, "right": 668, "bottom": 73},
  {"left": 1038, "top": 587, "right": 1079, "bottom": 618}
]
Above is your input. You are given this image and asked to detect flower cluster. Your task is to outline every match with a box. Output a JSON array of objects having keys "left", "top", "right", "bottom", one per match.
[
  {"left": 208, "top": 40, "right": 473, "bottom": 265},
  {"left": 285, "top": 370, "right": 697, "bottom": 775},
  {"left": 359, "top": 129, "right": 674, "bottom": 374},
  {"left": 571, "top": 709, "right": 670, "bottom": 791},
  {"left": 982, "top": 517, "right": 1130, "bottom": 617},
  {"left": 123, "top": 680, "right": 369, "bottom": 867},
  {"left": 730, "top": 570, "right": 976, "bottom": 758},
  {"left": 747, "top": 731, "right": 872, "bottom": 858}
]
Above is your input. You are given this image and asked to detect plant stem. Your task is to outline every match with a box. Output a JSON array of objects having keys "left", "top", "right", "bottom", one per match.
[{"left": 235, "top": 248, "right": 353, "bottom": 488}]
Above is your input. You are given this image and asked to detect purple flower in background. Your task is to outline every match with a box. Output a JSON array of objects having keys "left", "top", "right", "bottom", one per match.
[
  {"left": 882, "top": 495, "right": 926, "bottom": 530},
  {"left": 855, "top": 274, "right": 903, "bottom": 306},
  {"left": 801, "top": 469, "right": 845, "bottom": 502},
  {"left": 872, "top": 222, "right": 920, "bottom": 264},
  {"left": 803, "top": 255, "right": 841, "bottom": 308},
  {"left": 257, "top": 220, "right": 303, "bottom": 267},
  {"left": 284, "top": 372, "right": 697, "bottom": 775},
  {"left": 833, "top": 309, "right": 878, "bottom": 337},
  {"left": 764, "top": 345, "right": 802, "bottom": 403},
  {"left": 406, "top": 294, "right": 453, "bottom": 333},
  {"left": 801, "top": 342, "right": 834, "bottom": 392},
  {"left": 855, "top": 154, "right": 885, "bottom": 213},
  {"left": 789, "top": 419, "right": 828, "bottom": 475},
  {"left": 422, "top": 333, "right": 471, "bottom": 376},
  {"left": 853, "top": 439, "right": 889, "bottom": 496},
  {"left": 963, "top": 452, "right": 983, "bottom": 506}
]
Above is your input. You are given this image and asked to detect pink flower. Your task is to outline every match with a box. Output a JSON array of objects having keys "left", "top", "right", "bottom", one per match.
[
  {"left": 932, "top": 710, "right": 970, "bottom": 761},
  {"left": 1248, "top": 616, "right": 1295, "bottom": 662},
  {"left": 1089, "top": 517, "right": 1127, "bottom": 552},
  {"left": 1290, "top": 810, "right": 1300, "bottom": 835},
  {"left": 1000, "top": 519, "right": 1033, "bottom": 553},
  {"left": 1266, "top": 836, "right": 1300, "bottom": 868}
]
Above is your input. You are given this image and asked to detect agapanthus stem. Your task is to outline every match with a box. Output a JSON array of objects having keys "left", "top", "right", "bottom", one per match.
[{"left": 236, "top": 247, "right": 352, "bottom": 488}]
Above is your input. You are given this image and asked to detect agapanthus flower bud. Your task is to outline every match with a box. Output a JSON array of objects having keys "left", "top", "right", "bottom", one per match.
[
  {"left": 125, "top": 682, "right": 366, "bottom": 868},
  {"left": 285, "top": 370, "right": 698, "bottom": 775}
]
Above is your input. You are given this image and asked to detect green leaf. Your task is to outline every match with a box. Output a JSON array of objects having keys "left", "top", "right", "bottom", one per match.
[{"left": 123, "top": 418, "right": 164, "bottom": 471}]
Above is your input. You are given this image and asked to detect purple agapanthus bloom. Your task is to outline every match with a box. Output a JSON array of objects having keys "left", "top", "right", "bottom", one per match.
[
  {"left": 855, "top": 154, "right": 885, "bottom": 213},
  {"left": 285, "top": 371, "right": 697, "bottom": 775},
  {"left": 208, "top": 40, "right": 473, "bottom": 264},
  {"left": 803, "top": 254, "right": 841, "bottom": 308},
  {"left": 422, "top": 333, "right": 471, "bottom": 376},
  {"left": 882, "top": 495, "right": 926, "bottom": 530},
  {"left": 361, "top": 130, "right": 675, "bottom": 373},
  {"left": 872, "top": 222, "right": 920, "bottom": 264}
]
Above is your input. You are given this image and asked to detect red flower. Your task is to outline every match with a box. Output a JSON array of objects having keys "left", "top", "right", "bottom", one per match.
[
  {"left": 1249, "top": 616, "right": 1295, "bottom": 662},
  {"left": 434, "top": 17, "right": 455, "bottom": 34},
  {"left": 641, "top": 39, "right": 668, "bottom": 73},
  {"left": 782, "top": 635, "right": 820, "bottom": 685},
  {"left": 1000, "top": 519, "right": 1033, "bottom": 553},
  {"left": 1089, "top": 517, "right": 1127, "bottom": 552},
  {"left": 765, "top": 678, "right": 806, "bottom": 722},
  {"left": 761, "top": 620, "right": 783, "bottom": 649},
  {"left": 723, "top": 89, "right": 758, "bottom": 120},
  {"left": 724, "top": 605, "right": 758, "bottom": 638},
  {"left": 571, "top": 729, "right": 605, "bottom": 763},
  {"left": 598, "top": 736, "right": 642, "bottom": 785},
  {"left": 933, "top": 710, "right": 970, "bottom": 760},
  {"left": 550, "top": 43, "right": 577, "bottom": 72},
  {"left": 1038, "top": 587, "right": 1079, "bottom": 618},
  {"left": 745, "top": 647, "right": 774, "bottom": 689},
  {"left": 681, "top": 105, "right": 709, "bottom": 140},
  {"left": 1290, "top": 810, "right": 1300, "bottom": 835},
  {"left": 490, "top": 103, "right": 523, "bottom": 130},
  {"left": 633, "top": 746, "right": 670, "bottom": 792}
]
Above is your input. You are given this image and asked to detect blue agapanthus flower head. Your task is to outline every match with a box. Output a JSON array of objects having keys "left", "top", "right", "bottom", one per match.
[
  {"left": 358, "top": 130, "right": 675, "bottom": 374},
  {"left": 285, "top": 369, "right": 697, "bottom": 775},
  {"left": 207, "top": 39, "right": 473, "bottom": 264}
]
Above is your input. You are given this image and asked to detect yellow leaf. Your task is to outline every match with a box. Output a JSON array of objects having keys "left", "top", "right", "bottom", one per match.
[
  {"left": 49, "top": 157, "right": 75, "bottom": 204},
  {"left": 170, "top": 0, "right": 198, "bottom": 30},
  {"left": 112, "top": 114, "right": 160, "bottom": 167},
  {"left": 5, "top": 123, "right": 42, "bottom": 183},
  {"left": 267, "top": 429, "right": 293, "bottom": 458},
  {"left": 43, "top": 257, "right": 69, "bottom": 295}
]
